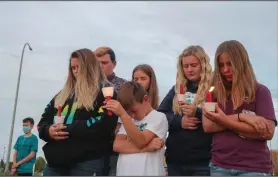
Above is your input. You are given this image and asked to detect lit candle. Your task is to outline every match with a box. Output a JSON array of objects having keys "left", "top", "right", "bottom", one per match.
[{"left": 206, "top": 86, "right": 215, "bottom": 102}]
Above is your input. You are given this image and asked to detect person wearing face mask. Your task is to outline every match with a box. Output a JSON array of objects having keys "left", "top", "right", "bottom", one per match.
[{"left": 11, "top": 117, "right": 38, "bottom": 176}]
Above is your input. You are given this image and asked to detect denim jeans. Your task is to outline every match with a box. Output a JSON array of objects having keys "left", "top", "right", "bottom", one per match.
[
  {"left": 17, "top": 173, "right": 32, "bottom": 176},
  {"left": 209, "top": 162, "right": 271, "bottom": 176},
  {"left": 167, "top": 163, "right": 210, "bottom": 176},
  {"left": 43, "top": 158, "right": 106, "bottom": 176},
  {"left": 102, "top": 155, "right": 118, "bottom": 176},
  {"left": 108, "top": 155, "right": 118, "bottom": 176}
]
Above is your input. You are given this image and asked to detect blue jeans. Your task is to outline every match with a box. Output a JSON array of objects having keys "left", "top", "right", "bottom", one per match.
[
  {"left": 108, "top": 155, "right": 118, "bottom": 176},
  {"left": 43, "top": 158, "right": 106, "bottom": 176},
  {"left": 102, "top": 155, "right": 117, "bottom": 176},
  {"left": 209, "top": 162, "right": 271, "bottom": 176},
  {"left": 167, "top": 163, "right": 210, "bottom": 176}
]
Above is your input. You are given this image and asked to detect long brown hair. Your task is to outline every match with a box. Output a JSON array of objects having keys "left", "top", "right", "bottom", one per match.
[
  {"left": 214, "top": 40, "right": 257, "bottom": 110},
  {"left": 55, "top": 48, "right": 107, "bottom": 110},
  {"left": 132, "top": 64, "right": 159, "bottom": 109},
  {"left": 173, "top": 45, "right": 212, "bottom": 114}
]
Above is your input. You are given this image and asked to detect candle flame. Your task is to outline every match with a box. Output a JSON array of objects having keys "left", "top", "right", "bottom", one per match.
[{"left": 209, "top": 86, "right": 215, "bottom": 92}]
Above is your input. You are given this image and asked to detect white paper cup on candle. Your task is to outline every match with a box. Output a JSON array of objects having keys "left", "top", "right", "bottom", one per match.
[
  {"left": 102, "top": 87, "right": 114, "bottom": 97},
  {"left": 54, "top": 116, "right": 65, "bottom": 124},
  {"left": 204, "top": 102, "right": 217, "bottom": 112},
  {"left": 177, "top": 94, "right": 186, "bottom": 102}
]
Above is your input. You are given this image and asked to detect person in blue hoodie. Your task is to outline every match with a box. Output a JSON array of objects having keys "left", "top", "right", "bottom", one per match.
[{"left": 158, "top": 45, "right": 213, "bottom": 176}]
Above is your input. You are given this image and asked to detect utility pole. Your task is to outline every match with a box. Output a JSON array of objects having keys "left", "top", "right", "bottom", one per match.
[{"left": 4, "top": 43, "right": 33, "bottom": 174}]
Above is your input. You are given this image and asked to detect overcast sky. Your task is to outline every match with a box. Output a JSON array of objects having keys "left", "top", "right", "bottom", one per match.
[{"left": 0, "top": 1, "right": 277, "bottom": 160}]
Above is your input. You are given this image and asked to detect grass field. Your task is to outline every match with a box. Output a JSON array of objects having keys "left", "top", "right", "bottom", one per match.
[{"left": 0, "top": 172, "right": 42, "bottom": 176}]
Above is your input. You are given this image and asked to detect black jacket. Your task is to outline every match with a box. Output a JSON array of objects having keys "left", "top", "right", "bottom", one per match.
[{"left": 38, "top": 85, "right": 118, "bottom": 168}]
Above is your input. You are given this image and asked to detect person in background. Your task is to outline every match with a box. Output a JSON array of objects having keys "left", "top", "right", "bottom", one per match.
[
  {"left": 103, "top": 81, "right": 168, "bottom": 176},
  {"left": 202, "top": 40, "right": 277, "bottom": 176},
  {"left": 12, "top": 117, "right": 38, "bottom": 176},
  {"left": 38, "top": 48, "right": 118, "bottom": 176},
  {"left": 132, "top": 64, "right": 159, "bottom": 109},
  {"left": 158, "top": 46, "right": 213, "bottom": 176},
  {"left": 94, "top": 46, "right": 126, "bottom": 92},
  {"left": 94, "top": 46, "right": 126, "bottom": 176},
  {"left": 132, "top": 64, "right": 168, "bottom": 174}
]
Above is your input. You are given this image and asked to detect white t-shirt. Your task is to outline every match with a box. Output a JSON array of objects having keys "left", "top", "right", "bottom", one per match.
[{"left": 116, "top": 110, "right": 169, "bottom": 176}]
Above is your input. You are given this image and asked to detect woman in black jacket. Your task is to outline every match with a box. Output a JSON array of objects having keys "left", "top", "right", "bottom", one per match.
[{"left": 37, "top": 48, "right": 118, "bottom": 176}]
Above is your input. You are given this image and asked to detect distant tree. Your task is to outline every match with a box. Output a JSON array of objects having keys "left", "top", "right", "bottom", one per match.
[
  {"left": 0, "top": 159, "right": 4, "bottom": 169},
  {"left": 0, "top": 159, "right": 4, "bottom": 172},
  {"left": 9, "top": 161, "right": 13, "bottom": 170},
  {"left": 34, "top": 157, "right": 46, "bottom": 173}
]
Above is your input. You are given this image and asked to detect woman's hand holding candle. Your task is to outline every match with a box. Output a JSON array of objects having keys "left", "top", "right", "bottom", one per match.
[{"left": 178, "top": 101, "right": 197, "bottom": 117}]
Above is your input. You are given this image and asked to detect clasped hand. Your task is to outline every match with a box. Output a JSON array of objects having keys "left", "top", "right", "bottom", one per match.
[{"left": 49, "top": 124, "right": 69, "bottom": 140}]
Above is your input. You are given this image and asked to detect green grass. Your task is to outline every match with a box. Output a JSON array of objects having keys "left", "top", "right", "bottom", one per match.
[
  {"left": 0, "top": 172, "right": 7, "bottom": 176},
  {"left": 34, "top": 172, "right": 43, "bottom": 176},
  {"left": 0, "top": 171, "right": 42, "bottom": 176}
]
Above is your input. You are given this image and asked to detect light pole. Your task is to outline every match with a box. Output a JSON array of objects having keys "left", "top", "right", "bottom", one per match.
[
  {"left": 2, "top": 147, "right": 5, "bottom": 161},
  {"left": 4, "top": 43, "right": 33, "bottom": 174}
]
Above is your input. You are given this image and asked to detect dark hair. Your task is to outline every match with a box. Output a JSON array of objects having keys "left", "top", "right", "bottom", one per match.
[
  {"left": 117, "top": 81, "right": 147, "bottom": 110},
  {"left": 23, "top": 117, "right": 34, "bottom": 125},
  {"left": 94, "top": 46, "right": 116, "bottom": 62}
]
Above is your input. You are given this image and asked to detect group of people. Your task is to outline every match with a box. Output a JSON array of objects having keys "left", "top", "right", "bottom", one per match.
[{"left": 12, "top": 40, "right": 277, "bottom": 176}]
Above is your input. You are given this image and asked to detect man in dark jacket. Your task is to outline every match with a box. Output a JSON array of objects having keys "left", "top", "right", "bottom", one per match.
[{"left": 94, "top": 46, "right": 126, "bottom": 176}]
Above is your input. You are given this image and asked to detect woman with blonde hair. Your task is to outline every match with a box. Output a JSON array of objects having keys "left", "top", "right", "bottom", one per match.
[
  {"left": 158, "top": 45, "right": 213, "bottom": 176},
  {"left": 37, "top": 48, "right": 118, "bottom": 176},
  {"left": 203, "top": 40, "right": 277, "bottom": 176},
  {"left": 132, "top": 64, "right": 159, "bottom": 109}
]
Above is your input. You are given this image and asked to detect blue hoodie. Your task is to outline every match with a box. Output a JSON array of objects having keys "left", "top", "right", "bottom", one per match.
[{"left": 158, "top": 82, "right": 212, "bottom": 166}]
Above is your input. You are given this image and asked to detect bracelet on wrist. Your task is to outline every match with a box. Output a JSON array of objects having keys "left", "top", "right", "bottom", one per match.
[{"left": 238, "top": 112, "right": 241, "bottom": 121}]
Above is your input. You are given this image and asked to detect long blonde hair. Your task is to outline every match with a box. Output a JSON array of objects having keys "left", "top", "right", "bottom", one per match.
[
  {"left": 54, "top": 48, "right": 107, "bottom": 110},
  {"left": 132, "top": 64, "right": 159, "bottom": 109},
  {"left": 173, "top": 45, "right": 212, "bottom": 114},
  {"left": 214, "top": 40, "right": 257, "bottom": 110}
]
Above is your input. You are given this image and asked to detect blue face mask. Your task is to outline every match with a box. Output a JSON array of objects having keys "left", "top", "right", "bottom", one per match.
[{"left": 23, "top": 126, "right": 31, "bottom": 134}]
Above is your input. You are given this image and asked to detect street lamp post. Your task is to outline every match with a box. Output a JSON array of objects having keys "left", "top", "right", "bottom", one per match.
[
  {"left": 4, "top": 43, "right": 33, "bottom": 174},
  {"left": 2, "top": 147, "right": 5, "bottom": 162}
]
